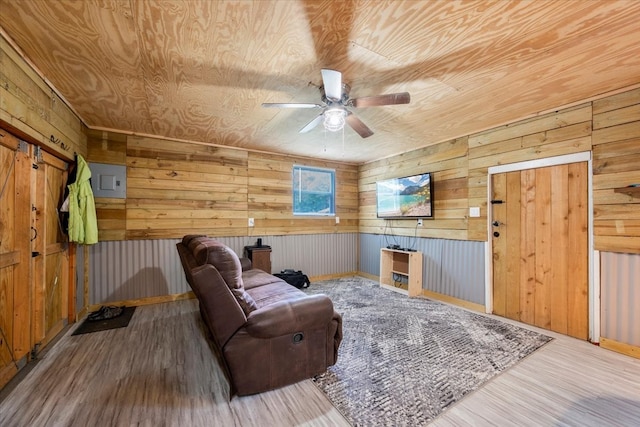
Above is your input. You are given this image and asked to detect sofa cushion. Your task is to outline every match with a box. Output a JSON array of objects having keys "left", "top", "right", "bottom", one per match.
[
  {"left": 243, "top": 268, "right": 287, "bottom": 290},
  {"left": 192, "top": 239, "right": 244, "bottom": 290},
  {"left": 231, "top": 288, "right": 258, "bottom": 314},
  {"left": 246, "top": 281, "right": 306, "bottom": 308}
]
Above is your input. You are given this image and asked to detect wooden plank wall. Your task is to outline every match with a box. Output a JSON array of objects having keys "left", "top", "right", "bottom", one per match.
[
  {"left": 0, "top": 35, "right": 86, "bottom": 160},
  {"left": 249, "top": 152, "right": 358, "bottom": 236},
  {"left": 358, "top": 87, "right": 639, "bottom": 256},
  {"left": 359, "top": 137, "right": 469, "bottom": 240},
  {"left": 592, "top": 88, "right": 640, "bottom": 253},
  {"left": 87, "top": 130, "right": 359, "bottom": 240},
  {"left": 467, "top": 103, "right": 593, "bottom": 240}
]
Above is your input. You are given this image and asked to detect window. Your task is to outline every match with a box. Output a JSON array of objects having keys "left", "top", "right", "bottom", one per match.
[{"left": 292, "top": 165, "right": 335, "bottom": 216}]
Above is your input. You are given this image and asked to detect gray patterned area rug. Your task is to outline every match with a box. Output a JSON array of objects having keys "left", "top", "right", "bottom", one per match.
[{"left": 305, "top": 277, "right": 552, "bottom": 426}]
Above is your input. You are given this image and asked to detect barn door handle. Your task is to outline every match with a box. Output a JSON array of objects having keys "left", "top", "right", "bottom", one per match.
[
  {"left": 31, "top": 226, "right": 38, "bottom": 241},
  {"left": 490, "top": 199, "right": 503, "bottom": 204}
]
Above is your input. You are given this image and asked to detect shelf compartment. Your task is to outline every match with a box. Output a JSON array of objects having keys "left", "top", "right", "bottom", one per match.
[{"left": 380, "top": 248, "right": 423, "bottom": 297}]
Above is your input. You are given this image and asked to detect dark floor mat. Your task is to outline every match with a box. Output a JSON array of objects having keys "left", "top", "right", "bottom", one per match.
[{"left": 72, "top": 306, "right": 136, "bottom": 335}]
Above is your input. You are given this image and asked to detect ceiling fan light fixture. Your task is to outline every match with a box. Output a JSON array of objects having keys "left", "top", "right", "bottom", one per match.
[{"left": 323, "top": 108, "right": 347, "bottom": 132}]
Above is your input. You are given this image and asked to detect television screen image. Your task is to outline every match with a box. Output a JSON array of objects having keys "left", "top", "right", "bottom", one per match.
[{"left": 376, "top": 172, "right": 433, "bottom": 218}]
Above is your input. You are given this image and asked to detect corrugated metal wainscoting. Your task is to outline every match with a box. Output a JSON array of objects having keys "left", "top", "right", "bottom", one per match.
[
  {"left": 89, "top": 233, "right": 358, "bottom": 305},
  {"left": 359, "top": 233, "right": 485, "bottom": 305},
  {"left": 75, "top": 245, "right": 85, "bottom": 313},
  {"left": 600, "top": 251, "right": 640, "bottom": 347}
]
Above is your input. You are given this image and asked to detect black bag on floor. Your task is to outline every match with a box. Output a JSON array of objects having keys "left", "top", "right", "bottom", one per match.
[{"left": 274, "top": 269, "right": 310, "bottom": 289}]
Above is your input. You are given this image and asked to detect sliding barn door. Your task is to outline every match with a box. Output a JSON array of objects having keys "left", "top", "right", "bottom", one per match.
[
  {"left": 0, "top": 135, "right": 32, "bottom": 387},
  {"left": 0, "top": 132, "right": 71, "bottom": 388},
  {"left": 31, "top": 149, "right": 70, "bottom": 349},
  {"left": 491, "top": 162, "right": 589, "bottom": 340}
]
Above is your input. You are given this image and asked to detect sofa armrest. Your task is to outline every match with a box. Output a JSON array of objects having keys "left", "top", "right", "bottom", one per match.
[
  {"left": 190, "top": 264, "right": 247, "bottom": 347},
  {"left": 239, "top": 257, "right": 252, "bottom": 271},
  {"left": 244, "top": 294, "right": 334, "bottom": 338}
]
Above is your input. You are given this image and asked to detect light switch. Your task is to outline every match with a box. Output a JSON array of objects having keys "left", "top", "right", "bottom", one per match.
[{"left": 469, "top": 207, "right": 481, "bottom": 217}]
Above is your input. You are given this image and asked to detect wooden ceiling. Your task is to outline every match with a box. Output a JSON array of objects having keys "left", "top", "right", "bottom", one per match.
[{"left": 1, "top": 0, "right": 639, "bottom": 163}]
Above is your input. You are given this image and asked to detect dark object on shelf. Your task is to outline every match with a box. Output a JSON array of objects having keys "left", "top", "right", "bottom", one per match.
[{"left": 274, "top": 269, "right": 311, "bottom": 289}]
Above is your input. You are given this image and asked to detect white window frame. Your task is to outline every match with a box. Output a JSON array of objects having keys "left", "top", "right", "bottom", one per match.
[{"left": 292, "top": 165, "right": 336, "bottom": 216}]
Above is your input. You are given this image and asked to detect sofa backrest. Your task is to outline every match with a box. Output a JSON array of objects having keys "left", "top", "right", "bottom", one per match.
[
  {"left": 190, "top": 263, "right": 247, "bottom": 349},
  {"left": 191, "top": 239, "right": 244, "bottom": 290},
  {"left": 180, "top": 236, "right": 259, "bottom": 314}
]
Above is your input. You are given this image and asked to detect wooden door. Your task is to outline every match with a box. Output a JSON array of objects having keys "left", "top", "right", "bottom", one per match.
[
  {"left": 0, "top": 132, "right": 71, "bottom": 388},
  {"left": 31, "top": 148, "right": 70, "bottom": 350},
  {"left": 491, "top": 162, "right": 589, "bottom": 339},
  {"left": 0, "top": 134, "right": 32, "bottom": 388}
]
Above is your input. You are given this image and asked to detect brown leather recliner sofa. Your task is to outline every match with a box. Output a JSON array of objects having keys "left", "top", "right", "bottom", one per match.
[{"left": 176, "top": 235, "right": 342, "bottom": 396}]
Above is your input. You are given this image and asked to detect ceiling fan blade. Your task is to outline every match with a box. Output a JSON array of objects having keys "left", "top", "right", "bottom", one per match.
[
  {"left": 262, "top": 103, "right": 322, "bottom": 108},
  {"left": 321, "top": 69, "right": 343, "bottom": 101},
  {"left": 303, "top": 2, "right": 356, "bottom": 69},
  {"left": 346, "top": 112, "right": 374, "bottom": 138},
  {"left": 300, "top": 113, "right": 325, "bottom": 133},
  {"left": 350, "top": 92, "right": 411, "bottom": 108}
]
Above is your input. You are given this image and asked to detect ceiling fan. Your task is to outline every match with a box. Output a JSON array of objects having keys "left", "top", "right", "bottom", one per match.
[{"left": 262, "top": 69, "right": 410, "bottom": 138}]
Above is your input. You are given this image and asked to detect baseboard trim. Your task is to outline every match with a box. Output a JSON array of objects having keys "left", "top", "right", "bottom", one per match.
[
  {"left": 600, "top": 337, "right": 640, "bottom": 360},
  {"left": 87, "top": 291, "right": 196, "bottom": 313},
  {"left": 309, "top": 271, "right": 361, "bottom": 282},
  {"left": 86, "top": 273, "right": 363, "bottom": 314},
  {"left": 356, "top": 271, "right": 379, "bottom": 282},
  {"left": 354, "top": 273, "right": 486, "bottom": 313},
  {"left": 420, "top": 289, "right": 486, "bottom": 313}
]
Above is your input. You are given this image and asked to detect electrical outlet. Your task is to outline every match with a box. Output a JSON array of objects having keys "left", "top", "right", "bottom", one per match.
[
  {"left": 248, "top": 217, "right": 254, "bottom": 227},
  {"left": 335, "top": 216, "right": 340, "bottom": 224},
  {"left": 417, "top": 218, "right": 423, "bottom": 226}
]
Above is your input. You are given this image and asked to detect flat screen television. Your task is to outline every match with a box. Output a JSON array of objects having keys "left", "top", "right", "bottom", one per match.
[{"left": 376, "top": 172, "right": 433, "bottom": 219}]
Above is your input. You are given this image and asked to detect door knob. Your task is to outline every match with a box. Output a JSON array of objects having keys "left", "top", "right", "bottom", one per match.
[
  {"left": 492, "top": 221, "right": 500, "bottom": 227},
  {"left": 493, "top": 231, "right": 500, "bottom": 237}
]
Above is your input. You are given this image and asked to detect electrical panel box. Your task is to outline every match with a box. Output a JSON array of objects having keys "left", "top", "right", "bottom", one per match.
[{"left": 89, "top": 163, "right": 126, "bottom": 199}]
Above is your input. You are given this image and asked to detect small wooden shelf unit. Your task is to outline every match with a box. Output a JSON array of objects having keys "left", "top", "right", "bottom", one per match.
[
  {"left": 380, "top": 248, "right": 423, "bottom": 297},
  {"left": 244, "top": 246, "right": 272, "bottom": 273}
]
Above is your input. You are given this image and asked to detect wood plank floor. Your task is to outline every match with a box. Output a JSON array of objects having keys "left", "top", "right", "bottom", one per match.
[{"left": 1, "top": 298, "right": 639, "bottom": 426}]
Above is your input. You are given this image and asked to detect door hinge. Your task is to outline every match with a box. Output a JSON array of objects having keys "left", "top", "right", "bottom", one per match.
[
  {"left": 18, "top": 140, "right": 29, "bottom": 153},
  {"left": 34, "top": 146, "right": 44, "bottom": 163}
]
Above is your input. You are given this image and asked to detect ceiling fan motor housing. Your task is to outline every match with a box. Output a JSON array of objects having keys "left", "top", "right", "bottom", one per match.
[
  {"left": 262, "top": 68, "right": 409, "bottom": 138},
  {"left": 320, "top": 83, "right": 351, "bottom": 105}
]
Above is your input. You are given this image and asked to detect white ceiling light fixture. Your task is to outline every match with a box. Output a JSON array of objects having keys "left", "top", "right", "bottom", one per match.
[{"left": 323, "top": 108, "right": 347, "bottom": 132}]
